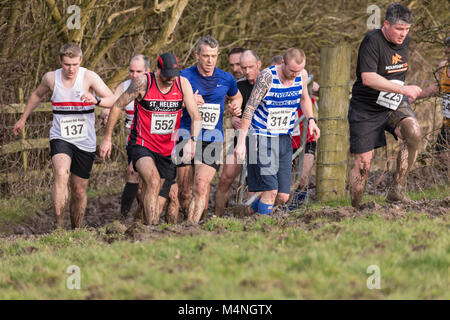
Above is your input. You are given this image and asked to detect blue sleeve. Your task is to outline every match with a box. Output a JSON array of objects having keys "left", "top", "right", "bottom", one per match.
[{"left": 226, "top": 73, "right": 239, "bottom": 97}]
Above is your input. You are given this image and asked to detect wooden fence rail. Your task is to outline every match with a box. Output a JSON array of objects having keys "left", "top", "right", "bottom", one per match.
[{"left": 1, "top": 100, "right": 126, "bottom": 184}]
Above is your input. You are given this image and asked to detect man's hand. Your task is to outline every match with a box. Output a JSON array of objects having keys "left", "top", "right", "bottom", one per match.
[
  {"left": 100, "top": 109, "right": 110, "bottom": 125},
  {"left": 99, "top": 136, "right": 112, "bottom": 160},
  {"left": 182, "top": 139, "right": 196, "bottom": 163},
  {"left": 13, "top": 117, "right": 26, "bottom": 136},
  {"left": 234, "top": 139, "right": 246, "bottom": 162},
  {"left": 401, "top": 85, "right": 422, "bottom": 103},
  {"left": 228, "top": 100, "right": 242, "bottom": 117},
  {"left": 231, "top": 115, "right": 241, "bottom": 129},
  {"left": 81, "top": 92, "right": 99, "bottom": 105},
  {"left": 193, "top": 90, "right": 204, "bottom": 105},
  {"left": 308, "top": 120, "right": 321, "bottom": 141}
]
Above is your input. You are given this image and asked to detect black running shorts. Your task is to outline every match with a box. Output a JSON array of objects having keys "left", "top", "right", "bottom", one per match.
[
  {"left": 348, "top": 99, "right": 416, "bottom": 154},
  {"left": 50, "top": 139, "right": 95, "bottom": 179}
]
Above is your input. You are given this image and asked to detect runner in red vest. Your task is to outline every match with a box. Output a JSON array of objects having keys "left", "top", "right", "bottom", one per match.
[{"left": 100, "top": 52, "right": 201, "bottom": 225}]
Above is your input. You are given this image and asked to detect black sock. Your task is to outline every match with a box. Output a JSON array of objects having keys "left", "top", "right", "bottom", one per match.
[{"left": 121, "top": 182, "right": 139, "bottom": 216}]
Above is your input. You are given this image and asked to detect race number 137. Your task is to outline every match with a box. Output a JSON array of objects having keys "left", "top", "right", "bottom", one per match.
[{"left": 60, "top": 116, "right": 88, "bottom": 140}]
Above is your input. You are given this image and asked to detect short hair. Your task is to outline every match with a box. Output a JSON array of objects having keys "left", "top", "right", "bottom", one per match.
[
  {"left": 270, "top": 55, "right": 283, "bottom": 66},
  {"left": 385, "top": 3, "right": 414, "bottom": 25},
  {"left": 283, "top": 48, "right": 305, "bottom": 65},
  {"left": 130, "top": 54, "right": 150, "bottom": 70},
  {"left": 228, "top": 47, "right": 246, "bottom": 58},
  {"left": 59, "top": 43, "right": 83, "bottom": 59},
  {"left": 195, "top": 35, "right": 219, "bottom": 53},
  {"left": 240, "top": 50, "right": 260, "bottom": 63}
]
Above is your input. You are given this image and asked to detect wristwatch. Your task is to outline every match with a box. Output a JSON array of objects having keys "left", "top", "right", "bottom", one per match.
[
  {"left": 190, "top": 135, "right": 198, "bottom": 142},
  {"left": 95, "top": 96, "right": 101, "bottom": 106},
  {"left": 307, "top": 117, "right": 317, "bottom": 124}
]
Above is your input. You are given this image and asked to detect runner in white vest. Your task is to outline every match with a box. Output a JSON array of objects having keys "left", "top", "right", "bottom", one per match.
[{"left": 13, "top": 43, "right": 114, "bottom": 229}]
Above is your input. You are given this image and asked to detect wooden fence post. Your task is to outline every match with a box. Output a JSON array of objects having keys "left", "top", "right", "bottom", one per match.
[{"left": 316, "top": 45, "right": 351, "bottom": 201}]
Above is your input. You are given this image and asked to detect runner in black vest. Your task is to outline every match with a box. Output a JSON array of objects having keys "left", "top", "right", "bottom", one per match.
[
  {"left": 348, "top": 3, "right": 422, "bottom": 208},
  {"left": 215, "top": 50, "right": 262, "bottom": 217}
]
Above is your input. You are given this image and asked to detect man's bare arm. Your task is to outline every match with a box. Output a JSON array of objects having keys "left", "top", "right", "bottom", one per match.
[
  {"left": 238, "top": 69, "right": 272, "bottom": 138},
  {"left": 104, "top": 75, "right": 147, "bottom": 138},
  {"left": 13, "top": 72, "right": 53, "bottom": 135},
  {"left": 361, "top": 72, "right": 422, "bottom": 101},
  {"left": 227, "top": 90, "right": 243, "bottom": 117},
  {"left": 181, "top": 76, "right": 202, "bottom": 138},
  {"left": 417, "top": 61, "right": 446, "bottom": 100}
]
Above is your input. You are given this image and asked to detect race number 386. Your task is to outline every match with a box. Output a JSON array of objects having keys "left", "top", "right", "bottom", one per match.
[
  {"left": 198, "top": 103, "right": 220, "bottom": 130},
  {"left": 60, "top": 116, "right": 88, "bottom": 140}
]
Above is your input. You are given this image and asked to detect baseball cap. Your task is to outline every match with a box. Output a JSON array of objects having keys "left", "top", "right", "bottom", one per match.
[{"left": 157, "top": 52, "right": 180, "bottom": 77}]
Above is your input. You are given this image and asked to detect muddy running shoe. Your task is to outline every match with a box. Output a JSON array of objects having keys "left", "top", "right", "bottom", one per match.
[
  {"left": 288, "top": 190, "right": 307, "bottom": 211},
  {"left": 232, "top": 205, "right": 253, "bottom": 218},
  {"left": 386, "top": 185, "right": 413, "bottom": 204}
]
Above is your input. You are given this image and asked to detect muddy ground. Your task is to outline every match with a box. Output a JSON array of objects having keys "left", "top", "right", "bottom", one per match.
[{"left": 2, "top": 166, "right": 448, "bottom": 239}]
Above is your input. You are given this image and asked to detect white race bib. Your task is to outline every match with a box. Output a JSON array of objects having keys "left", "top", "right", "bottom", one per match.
[
  {"left": 267, "top": 107, "right": 294, "bottom": 134},
  {"left": 151, "top": 113, "right": 178, "bottom": 134},
  {"left": 198, "top": 103, "right": 220, "bottom": 130},
  {"left": 376, "top": 80, "right": 404, "bottom": 110},
  {"left": 442, "top": 93, "right": 450, "bottom": 119},
  {"left": 60, "top": 116, "right": 88, "bottom": 141}
]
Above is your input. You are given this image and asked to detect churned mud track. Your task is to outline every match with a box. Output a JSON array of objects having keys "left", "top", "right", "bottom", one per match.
[
  {"left": 3, "top": 192, "right": 448, "bottom": 242},
  {"left": 2, "top": 166, "right": 448, "bottom": 239}
]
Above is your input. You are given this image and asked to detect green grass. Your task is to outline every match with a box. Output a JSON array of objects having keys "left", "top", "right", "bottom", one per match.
[
  {"left": 0, "top": 184, "right": 448, "bottom": 299},
  {"left": 308, "top": 183, "right": 450, "bottom": 209}
]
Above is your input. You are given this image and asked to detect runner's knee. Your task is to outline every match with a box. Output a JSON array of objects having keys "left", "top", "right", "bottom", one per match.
[
  {"left": 169, "top": 184, "right": 178, "bottom": 202},
  {"left": 400, "top": 118, "right": 421, "bottom": 147},
  {"left": 194, "top": 179, "right": 210, "bottom": 197},
  {"left": 71, "top": 184, "right": 87, "bottom": 200},
  {"left": 54, "top": 167, "right": 70, "bottom": 180}
]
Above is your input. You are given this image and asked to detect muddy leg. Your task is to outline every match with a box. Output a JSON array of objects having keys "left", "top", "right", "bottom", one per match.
[
  {"left": 387, "top": 118, "right": 421, "bottom": 202},
  {"left": 215, "top": 163, "right": 242, "bottom": 217},
  {"left": 165, "top": 183, "right": 180, "bottom": 224},
  {"left": 177, "top": 165, "right": 194, "bottom": 217},
  {"left": 188, "top": 164, "right": 215, "bottom": 223},
  {"left": 51, "top": 154, "right": 71, "bottom": 228},
  {"left": 136, "top": 157, "right": 161, "bottom": 225},
  {"left": 69, "top": 174, "right": 89, "bottom": 229},
  {"left": 349, "top": 150, "right": 373, "bottom": 208}
]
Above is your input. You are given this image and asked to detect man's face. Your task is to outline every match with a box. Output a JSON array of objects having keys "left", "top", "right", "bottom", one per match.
[
  {"left": 60, "top": 56, "right": 81, "bottom": 79},
  {"left": 281, "top": 59, "right": 305, "bottom": 81},
  {"left": 195, "top": 45, "right": 218, "bottom": 75},
  {"left": 129, "top": 59, "right": 148, "bottom": 80},
  {"left": 240, "top": 55, "right": 261, "bottom": 84},
  {"left": 383, "top": 21, "right": 411, "bottom": 45},
  {"left": 229, "top": 52, "right": 243, "bottom": 78},
  {"left": 158, "top": 70, "right": 177, "bottom": 87}
]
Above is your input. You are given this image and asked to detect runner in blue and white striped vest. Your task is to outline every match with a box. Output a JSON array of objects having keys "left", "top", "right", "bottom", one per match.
[
  {"left": 251, "top": 64, "right": 303, "bottom": 137},
  {"left": 234, "top": 48, "right": 320, "bottom": 216}
]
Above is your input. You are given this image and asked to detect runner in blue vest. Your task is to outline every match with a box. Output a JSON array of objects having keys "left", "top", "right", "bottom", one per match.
[
  {"left": 176, "top": 35, "right": 243, "bottom": 223},
  {"left": 235, "top": 48, "right": 320, "bottom": 215}
]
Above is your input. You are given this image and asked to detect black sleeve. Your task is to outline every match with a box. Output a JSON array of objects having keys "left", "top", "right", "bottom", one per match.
[{"left": 358, "top": 35, "right": 379, "bottom": 73}]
